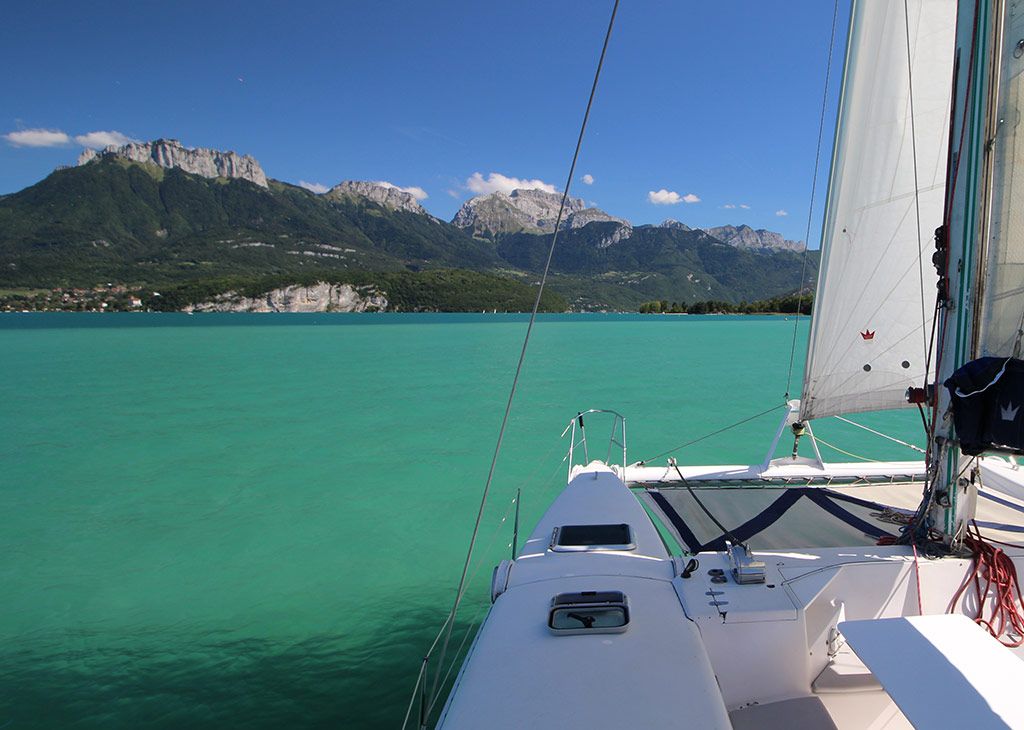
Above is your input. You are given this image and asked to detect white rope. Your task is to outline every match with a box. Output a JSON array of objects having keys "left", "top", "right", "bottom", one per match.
[
  {"left": 833, "top": 415, "right": 926, "bottom": 454},
  {"left": 815, "top": 436, "right": 883, "bottom": 463}
]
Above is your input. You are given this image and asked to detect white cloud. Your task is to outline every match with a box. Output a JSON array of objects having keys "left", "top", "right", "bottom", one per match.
[
  {"left": 447, "top": 188, "right": 462, "bottom": 199},
  {"left": 4, "top": 128, "right": 70, "bottom": 147},
  {"left": 775, "top": 209, "right": 788, "bottom": 217},
  {"left": 74, "top": 130, "right": 136, "bottom": 149},
  {"left": 722, "top": 203, "right": 737, "bottom": 209},
  {"left": 648, "top": 189, "right": 682, "bottom": 205},
  {"left": 375, "top": 180, "right": 428, "bottom": 200},
  {"left": 298, "top": 180, "right": 329, "bottom": 194},
  {"left": 466, "top": 171, "right": 557, "bottom": 195},
  {"left": 740, "top": 204, "right": 751, "bottom": 209},
  {"left": 581, "top": 173, "right": 594, "bottom": 185},
  {"left": 648, "top": 189, "right": 700, "bottom": 205}
]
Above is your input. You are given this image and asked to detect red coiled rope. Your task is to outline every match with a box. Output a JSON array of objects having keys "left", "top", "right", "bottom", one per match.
[{"left": 948, "top": 521, "right": 1024, "bottom": 647}]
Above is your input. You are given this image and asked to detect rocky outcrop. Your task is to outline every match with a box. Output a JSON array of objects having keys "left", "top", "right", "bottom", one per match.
[
  {"left": 452, "top": 188, "right": 630, "bottom": 240},
  {"left": 705, "top": 224, "right": 804, "bottom": 252},
  {"left": 453, "top": 190, "right": 803, "bottom": 255},
  {"left": 595, "top": 223, "right": 633, "bottom": 248},
  {"left": 78, "top": 138, "right": 268, "bottom": 188},
  {"left": 567, "top": 207, "right": 629, "bottom": 231},
  {"left": 453, "top": 188, "right": 583, "bottom": 237},
  {"left": 325, "top": 180, "right": 427, "bottom": 215},
  {"left": 184, "top": 282, "right": 388, "bottom": 313}
]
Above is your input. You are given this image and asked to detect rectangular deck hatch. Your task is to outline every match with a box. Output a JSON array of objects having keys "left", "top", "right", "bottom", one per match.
[
  {"left": 548, "top": 590, "right": 629, "bottom": 634},
  {"left": 550, "top": 523, "right": 635, "bottom": 552}
]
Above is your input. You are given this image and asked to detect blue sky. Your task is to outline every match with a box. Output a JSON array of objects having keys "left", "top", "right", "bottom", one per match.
[{"left": 0, "top": 1, "right": 849, "bottom": 243}]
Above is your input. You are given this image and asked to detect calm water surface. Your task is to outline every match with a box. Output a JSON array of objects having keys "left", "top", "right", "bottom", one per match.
[{"left": 0, "top": 313, "right": 923, "bottom": 728}]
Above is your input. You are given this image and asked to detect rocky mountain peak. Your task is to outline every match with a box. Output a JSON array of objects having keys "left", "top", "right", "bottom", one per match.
[
  {"left": 77, "top": 138, "right": 268, "bottom": 188},
  {"left": 704, "top": 224, "right": 804, "bottom": 252},
  {"left": 659, "top": 219, "right": 692, "bottom": 231},
  {"left": 452, "top": 188, "right": 628, "bottom": 242},
  {"left": 325, "top": 180, "right": 427, "bottom": 215}
]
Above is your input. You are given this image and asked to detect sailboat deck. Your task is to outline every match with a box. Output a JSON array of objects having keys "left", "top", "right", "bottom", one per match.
[
  {"left": 436, "top": 464, "right": 732, "bottom": 729},
  {"left": 438, "top": 462, "right": 1024, "bottom": 729}
]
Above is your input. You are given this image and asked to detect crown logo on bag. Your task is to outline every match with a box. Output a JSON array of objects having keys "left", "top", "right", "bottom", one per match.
[
  {"left": 1001, "top": 402, "right": 1020, "bottom": 421},
  {"left": 860, "top": 330, "right": 875, "bottom": 340}
]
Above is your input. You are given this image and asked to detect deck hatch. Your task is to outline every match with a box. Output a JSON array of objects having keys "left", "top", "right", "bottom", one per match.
[
  {"left": 548, "top": 590, "right": 629, "bottom": 634},
  {"left": 550, "top": 523, "right": 635, "bottom": 551}
]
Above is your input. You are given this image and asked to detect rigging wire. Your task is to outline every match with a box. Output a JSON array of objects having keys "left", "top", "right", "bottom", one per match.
[
  {"left": 833, "top": 415, "right": 926, "bottom": 454},
  {"left": 671, "top": 461, "right": 745, "bottom": 548},
  {"left": 902, "top": 0, "right": 932, "bottom": 365},
  {"left": 400, "top": 444, "right": 567, "bottom": 730},
  {"left": 910, "top": 0, "right": 983, "bottom": 544},
  {"left": 784, "top": 0, "right": 841, "bottom": 402},
  {"left": 635, "top": 404, "right": 783, "bottom": 466},
  {"left": 813, "top": 436, "right": 882, "bottom": 463},
  {"left": 424, "top": 0, "right": 621, "bottom": 710}
]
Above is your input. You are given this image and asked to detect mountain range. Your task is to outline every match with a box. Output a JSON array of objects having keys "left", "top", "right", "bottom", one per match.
[{"left": 0, "top": 139, "right": 818, "bottom": 311}]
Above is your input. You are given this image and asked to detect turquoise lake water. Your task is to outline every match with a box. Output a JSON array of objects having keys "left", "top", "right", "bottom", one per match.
[{"left": 0, "top": 313, "right": 925, "bottom": 728}]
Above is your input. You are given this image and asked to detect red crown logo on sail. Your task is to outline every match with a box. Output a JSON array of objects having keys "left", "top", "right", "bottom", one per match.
[{"left": 861, "top": 329, "right": 875, "bottom": 340}]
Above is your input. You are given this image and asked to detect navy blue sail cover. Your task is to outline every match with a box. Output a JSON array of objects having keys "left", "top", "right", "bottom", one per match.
[{"left": 945, "top": 357, "right": 1024, "bottom": 456}]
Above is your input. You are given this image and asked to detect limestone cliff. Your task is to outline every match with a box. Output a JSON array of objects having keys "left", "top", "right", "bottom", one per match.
[
  {"left": 452, "top": 188, "right": 630, "bottom": 241},
  {"left": 185, "top": 282, "right": 388, "bottom": 313},
  {"left": 325, "top": 180, "right": 428, "bottom": 215},
  {"left": 78, "top": 138, "right": 268, "bottom": 188},
  {"left": 704, "top": 224, "right": 804, "bottom": 252}
]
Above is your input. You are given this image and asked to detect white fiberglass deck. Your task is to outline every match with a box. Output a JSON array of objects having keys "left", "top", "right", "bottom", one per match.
[
  {"left": 437, "top": 459, "right": 1024, "bottom": 729},
  {"left": 436, "top": 463, "right": 730, "bottom": 729},
  {"left": 841, "top": 615, "right": 1024, "bottom": 729}
]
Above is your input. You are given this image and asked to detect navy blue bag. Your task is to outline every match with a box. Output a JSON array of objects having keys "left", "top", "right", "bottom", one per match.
[{"left": 944, "top": 357, "right": 1024, "bottom": 456}]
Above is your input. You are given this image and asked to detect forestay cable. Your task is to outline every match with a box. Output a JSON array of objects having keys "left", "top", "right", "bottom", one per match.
[
  {"left": 784, "top": 0, "right": 840, "bottom": 401},
  {"left": 424, "top": 0, "right": 621, "bottom": 710},
  {"left": 636, "top": 404, "right": 782, "bottom": 466}
]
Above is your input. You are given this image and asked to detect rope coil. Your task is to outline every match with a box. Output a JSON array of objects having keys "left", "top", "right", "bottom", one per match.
[{"left": 949, "top": 521, "right": 1024, "bottom": 647}]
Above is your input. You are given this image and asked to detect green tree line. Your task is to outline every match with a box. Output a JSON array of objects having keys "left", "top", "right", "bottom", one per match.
[{"left": 638, "top": 292, "right": 813, "bottom": 315}]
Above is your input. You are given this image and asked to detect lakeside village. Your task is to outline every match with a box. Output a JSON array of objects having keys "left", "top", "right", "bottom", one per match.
[{"left": 0, "top": 284, "right": 153, "bottom": 312}]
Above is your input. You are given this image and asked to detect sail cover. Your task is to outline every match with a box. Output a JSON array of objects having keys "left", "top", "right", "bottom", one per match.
[
  {"left": 801, "top": 0, "right": 956, "bottom": 421},
  {"left": 978, "top": 4, "right": 1024, "bottom": 357}
]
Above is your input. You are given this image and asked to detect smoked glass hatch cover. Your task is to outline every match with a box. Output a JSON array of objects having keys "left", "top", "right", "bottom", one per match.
[
  {"left": 550, "top": 523, "right": 635, "bottom": 551},
  {"left": 549, "top": 590, "right": 629, "bottom": 634}
]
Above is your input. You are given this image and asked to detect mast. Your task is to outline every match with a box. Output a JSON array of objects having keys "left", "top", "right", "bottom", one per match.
[{"left": 930, "top": 0, "right": 1003, "bottom": 545}]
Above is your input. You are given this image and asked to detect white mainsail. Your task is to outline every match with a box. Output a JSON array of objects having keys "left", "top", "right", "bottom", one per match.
[
  {"left": 978, "top": 3, "right": 1024, "bottom": 357},
  {"left": 801, "top": 0, "right": 956, "bottom": 421}
]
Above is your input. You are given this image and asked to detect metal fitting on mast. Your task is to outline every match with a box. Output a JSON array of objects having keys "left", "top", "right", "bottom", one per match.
[{"left": 791, "top": 421, "right": 807, "bottom": 459}]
